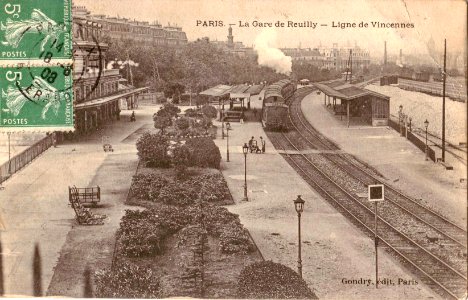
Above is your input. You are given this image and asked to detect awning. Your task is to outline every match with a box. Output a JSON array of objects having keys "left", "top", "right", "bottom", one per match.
[
  {"left": 199, "top": 85, "right": 232, "bottom": 97},
  {"left": 245, "top": 84, "right": 263, "bottom": 95},
  {"left": 75, "top": 87, "right": 149, "bottom": 109},
  {"left": 230, "top": 93, "right": 250, "bottom": 99},
  {"left": 314, "top": 82, "right": 389, "bottom": 101}
]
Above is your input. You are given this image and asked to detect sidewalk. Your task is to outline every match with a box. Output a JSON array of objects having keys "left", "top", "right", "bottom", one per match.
[
  {"left": 301, "top": 92, "right": 467, "bottom": 227},
  {"left": 213, "top": 119, "right": 438, "bottom": 299},
  {"left": 0, "top": 107, "right": 158, "bottom": 296}
]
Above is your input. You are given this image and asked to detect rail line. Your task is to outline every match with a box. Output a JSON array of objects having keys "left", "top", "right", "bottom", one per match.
[{"left": 266, "top": 87, "right": 467, "bottom": 298}]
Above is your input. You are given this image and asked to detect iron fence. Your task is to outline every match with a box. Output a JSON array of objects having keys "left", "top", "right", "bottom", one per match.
[{"left": 0, "top": 134, "right": 54, "bottom": 184}]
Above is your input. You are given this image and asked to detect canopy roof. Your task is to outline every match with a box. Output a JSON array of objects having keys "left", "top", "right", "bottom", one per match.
[
  {"left": 245, "top": 84, "right": 263, "bottom": 95},
  {"left": 199, "top": 84, "right": 232, "bottom": 97},
  {"left": 314, "top": 82, "right": 389, "bottom": 101}
]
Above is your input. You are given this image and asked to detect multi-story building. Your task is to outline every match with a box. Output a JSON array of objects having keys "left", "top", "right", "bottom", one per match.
[
  {"left": 80, "top": 8, "right": 188, "bottom": 46},
  {"left": 71, "top": 6, "right": 149, "bottom": 136},
  {"left": 318, "top": 44, "right": 370, "bottom": 70},
  {"left": 281, "top": 43, "right": 370, "bottom": 70}
]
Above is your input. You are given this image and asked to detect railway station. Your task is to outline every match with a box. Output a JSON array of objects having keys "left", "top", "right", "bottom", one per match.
[{"left": 313, "top": 82, "right": 390, "bottom": 127}]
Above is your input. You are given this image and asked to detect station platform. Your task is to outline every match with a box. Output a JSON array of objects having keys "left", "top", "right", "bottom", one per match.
[
  {"left": 213, "top": 104, "right": 437, "bottom": 298},
  {"left": 301, "top": 91, "right": 467, "bottom": 227}
]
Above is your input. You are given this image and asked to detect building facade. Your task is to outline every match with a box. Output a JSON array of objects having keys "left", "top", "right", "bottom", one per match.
[
  {"left": 281, "top": 43, "right": 371, "bottom": 70},
  {"left": 73, "top": 6, "right": 188, "bottom": 46},
  {"left": 70, "top": 6, "right": 149, "bottom": 137}
]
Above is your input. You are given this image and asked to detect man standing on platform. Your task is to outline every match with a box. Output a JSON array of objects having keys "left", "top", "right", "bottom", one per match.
[{"left": 260, "top": 136, "right": 266, "bottom": 153}]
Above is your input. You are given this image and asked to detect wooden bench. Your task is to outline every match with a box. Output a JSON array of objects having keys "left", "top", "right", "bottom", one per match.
[
  {"left": 68, "top": 186, "right": 106, "bottom": 225},
  {"left": 69, "top": 186, "right": 101, "bottom": 206}
]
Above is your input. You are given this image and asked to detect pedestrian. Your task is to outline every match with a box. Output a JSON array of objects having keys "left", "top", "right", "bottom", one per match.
[
  {"left": 260, "top": 136, "right": 266, "bottom": 153},
  {"left": 253, "top": 108, "right": 257, "bottom": 120},
  {"left": 249, "top": 136, "right": 255, "bottom": 152},
  {"left": 130, "top": 110, "right": 136, "bottom": 122}
]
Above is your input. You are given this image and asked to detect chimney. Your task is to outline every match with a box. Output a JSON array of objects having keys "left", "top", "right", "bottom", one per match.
[{"left": 384, "top": 41, "right": 387, "bottom": 65}]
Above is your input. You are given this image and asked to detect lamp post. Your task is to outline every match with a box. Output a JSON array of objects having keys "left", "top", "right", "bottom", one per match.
[
  {"left": 226, "top": 122, "right": 231, "bottom": 162},
  {"left": 294, "top": 195, "right": 305, "bottom": 278},
  {"left": 221, "top": 115, "right": 225, "bottom": 139},
  {"left": 398, "top": 105, "right": 403, "bottom": 136},
  {"left": 424, "top": 119, "right": 429, "bottom": 161},
  {"left": 242, "top": 143, "right": 249, "bottom": 201}
]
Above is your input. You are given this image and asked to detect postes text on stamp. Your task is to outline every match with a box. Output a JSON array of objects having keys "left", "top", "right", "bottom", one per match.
[
  {"left": 0, "top": 65, "right": 73, "bottom": 131},
  {"left": 0, "top": 0, "right": 73, "bottom": 63}
]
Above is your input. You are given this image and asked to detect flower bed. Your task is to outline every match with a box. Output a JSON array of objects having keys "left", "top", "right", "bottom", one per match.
[
  {"left": 94, "top": 261, "right": 160, "bottom": 298},
  {"left": 130, "top": 173, "right": 169, "bottom": 201},
  {"left": 237, "top": 261, "right": 317, "bottom": 299}
]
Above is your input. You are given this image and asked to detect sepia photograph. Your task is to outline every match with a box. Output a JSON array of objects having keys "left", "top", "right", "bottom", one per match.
[{"left": 0, "top": 0, "right": 466, "bottom": 299}]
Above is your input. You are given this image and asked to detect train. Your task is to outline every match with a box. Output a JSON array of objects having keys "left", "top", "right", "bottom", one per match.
[
  {"left": 398, "top": 66, "right": 431, "bottom": 82},
  {"left": 262, "top": 79, "right": 296, "bottom": 131}
]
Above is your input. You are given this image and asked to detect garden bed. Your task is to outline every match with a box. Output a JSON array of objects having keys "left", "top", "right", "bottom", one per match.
[{"left": 95, "top": 165, "right": 263, "bottom": 298}]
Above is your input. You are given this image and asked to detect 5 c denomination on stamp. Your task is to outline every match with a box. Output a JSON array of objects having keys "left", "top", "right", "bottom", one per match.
[
  {"left": 0, "top": 0, "right": 73, "bottom": 63},
  {"left": 0, "top": 65, "right": 74, "bottom": 131}
]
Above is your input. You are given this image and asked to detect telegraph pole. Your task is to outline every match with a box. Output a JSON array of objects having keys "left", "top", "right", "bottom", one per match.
[{"left": 441, "top": 39, "right": 446, "bottom": 162}]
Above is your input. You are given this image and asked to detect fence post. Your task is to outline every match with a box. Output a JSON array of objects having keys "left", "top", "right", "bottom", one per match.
[
  {"left": 83, "top": 267, "right": 93, "bottom": 298},
  {"left": 33, "top": 244, "right": 42, "bottom": 297}
]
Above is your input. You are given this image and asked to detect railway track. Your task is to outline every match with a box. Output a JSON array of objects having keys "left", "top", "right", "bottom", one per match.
[{"left": 267, "top": 87, "right": 467, "bottom": 298}]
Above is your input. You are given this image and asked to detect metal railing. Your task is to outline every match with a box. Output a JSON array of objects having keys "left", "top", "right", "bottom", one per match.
[{"left": 0, "top": 134, "right": 54, "bottom": 184}]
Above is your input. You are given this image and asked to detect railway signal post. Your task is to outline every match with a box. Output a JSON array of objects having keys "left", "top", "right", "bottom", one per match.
[{"left": 368, "top": 184, "right": 385, "bottom": 288}]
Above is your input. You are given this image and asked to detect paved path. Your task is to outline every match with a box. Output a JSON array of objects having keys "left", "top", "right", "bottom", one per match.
[
  {"left": 213, "top": 116, "right": 438, "bottom": 298},
  {"left": 301, "top": 91, "right": 467, "bottom": 227},
  {"left": 0, "top": 108, "right": 157, "bottom": 296}
]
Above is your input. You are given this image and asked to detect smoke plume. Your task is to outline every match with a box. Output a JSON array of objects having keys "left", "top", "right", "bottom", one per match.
[{"left": 254, "top": 29, "right": 292, "bottom": 75}]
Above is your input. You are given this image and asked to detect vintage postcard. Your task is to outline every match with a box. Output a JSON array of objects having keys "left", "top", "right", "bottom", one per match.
[{"left": 0, "top": 0, "right": 466, "bottom": 299}]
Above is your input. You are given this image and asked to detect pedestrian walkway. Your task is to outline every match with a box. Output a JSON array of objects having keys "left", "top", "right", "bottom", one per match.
[
  {"left": 301, "top": 92, "right": 467, "bottom": 227},
  {"left": 0, "top": 107, "right": 158, "bottom": 296},
  {"left": 213, "top": 119, "right": 437, "bottom": 299}
]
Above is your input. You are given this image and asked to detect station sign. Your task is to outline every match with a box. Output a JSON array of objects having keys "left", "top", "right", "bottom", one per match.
[{"left": 368, "top": 184, "right": 384, "bottom": 202}]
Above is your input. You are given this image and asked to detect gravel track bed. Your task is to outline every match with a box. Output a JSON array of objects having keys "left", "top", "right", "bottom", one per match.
[{"left": 303, "top": 153, "right": 466, "bottom": 274}]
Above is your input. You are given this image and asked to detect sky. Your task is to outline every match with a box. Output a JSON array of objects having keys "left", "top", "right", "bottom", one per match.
[{"left": 74, "top": 0, "right": 466, "bottom": 60}]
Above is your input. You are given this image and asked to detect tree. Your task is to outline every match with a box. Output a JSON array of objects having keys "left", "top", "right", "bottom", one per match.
[
  {"left": 175, "top": 117, "right": 190, "bottom": 131},
  {"left": 136, "top": 133, "right": 170, "bottom": 167},
  {"left": 153, "top": 115, "right": 172, "bottom": 134},
  {"left": 201, "top": 105, "right": 218, "bottom": 119},
  {"left": 157, "top": 103, "right": 181, "bottom": 119}
]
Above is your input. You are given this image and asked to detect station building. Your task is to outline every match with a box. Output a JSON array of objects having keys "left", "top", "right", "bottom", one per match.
[
  {"left": 314, "top": 81, "right": 390, "bottom": 127},
  {"left": 70, "top": 6, "right": 149, "bottom": 137}
]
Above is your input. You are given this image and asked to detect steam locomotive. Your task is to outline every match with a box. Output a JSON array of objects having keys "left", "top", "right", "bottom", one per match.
[{"left": 262, "top": 79, "right": 296, "bottom": 131}]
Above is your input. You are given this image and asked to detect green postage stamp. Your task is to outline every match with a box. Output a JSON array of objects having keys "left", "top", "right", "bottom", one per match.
[
  {"left": 0, "top": 66, "right": 73, "bottom": 130},
  {"left": 0, "top": 0, "right": 74, "bottom": 131}
]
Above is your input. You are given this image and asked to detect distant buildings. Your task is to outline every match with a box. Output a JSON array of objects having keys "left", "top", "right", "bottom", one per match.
[
  {"left": 211, "top": 25, "right": 254, "bottom": 57},
  {"left": 73, "top": 6, "right": 188, "bottom": 46},
  {"left": 281, "top": 43, "right": 371, "bottom": 70}
]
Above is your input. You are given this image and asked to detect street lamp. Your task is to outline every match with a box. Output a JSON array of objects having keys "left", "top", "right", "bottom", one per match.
[
  {"left": 226, "top": 122, "right": 231, "bottom": 162},
  {"left": 221, "top": 115, "right": 225, "bottom": 139},
  {"left": 294, "top": 195, "right": 305, "bottom": 278},
  {"left": 242, "top": 143, "right": 249, "bottom": 201},
  {"left": 398, "top": 105, "right": 403, "bottom": 136},
  {"left": 424, "top": 119, "right": 429, "bottom": 161}
]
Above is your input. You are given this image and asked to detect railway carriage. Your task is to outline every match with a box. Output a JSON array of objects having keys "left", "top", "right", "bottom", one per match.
[{"left": 262, "top": 79, "right": 296, "bottom": 130}]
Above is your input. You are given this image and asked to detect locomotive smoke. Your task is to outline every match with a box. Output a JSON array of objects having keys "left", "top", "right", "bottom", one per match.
[{"left": 254, "top": 29, "right": 292, "bottom": 75}]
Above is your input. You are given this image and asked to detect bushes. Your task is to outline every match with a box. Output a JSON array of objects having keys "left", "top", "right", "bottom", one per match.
[
  {"left": 136, "top": 133, "right": 171, "bottom": 167},
  {"left": 201, "top": 105, "right": 218, "bottom": 119},
  {"left": 185, "top": 137, "right": 221, "bottom": 169},
  {"left": 189, "top": 173, "right": 231, "bottom": 204},
  {"left": 237, "top": 261, "right": 316, "bottom": 299},
  {"left": 94, "top": 261, "right": 160, "bottom": 298},
  {"left": 158, "top": 182, "right": 198, "bottom": 206},
  {"left": 130, "top": 173, "right": 169, "bottom": 201},
  {"left": 118, "top": 208, "right": 190, "bottom": 257},
  {"left": 175, "top": 117, "right": 190, "bottom": 131}
]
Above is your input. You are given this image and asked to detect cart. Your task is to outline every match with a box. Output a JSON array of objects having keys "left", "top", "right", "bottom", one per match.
[{"left": 102, "top": 136, "right": 114, "bottom": 152}]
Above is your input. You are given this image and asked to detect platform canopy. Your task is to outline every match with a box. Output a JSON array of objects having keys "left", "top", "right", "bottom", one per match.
[
  {"left": 313, "top": 82, "right": 389, "bottom": 101},
  {"left": 199, "top": 84, "right": 232, "bottom": 97},
  {"left": 245, "top": 84, "right": 264, "bottom": 95},
  {"left": 230, "top": 93, "right": 250, "bottom": 100}
]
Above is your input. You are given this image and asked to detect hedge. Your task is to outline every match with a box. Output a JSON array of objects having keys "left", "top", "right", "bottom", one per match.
[
  {"left": 185, "top": 137, "right": 221, "bottom": 169},
  {"left": 136, "top": 133, "right": 171, "bottom": 167},
  {"left": 237, "top": 261, "right": 316, "bottom": 299}
]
